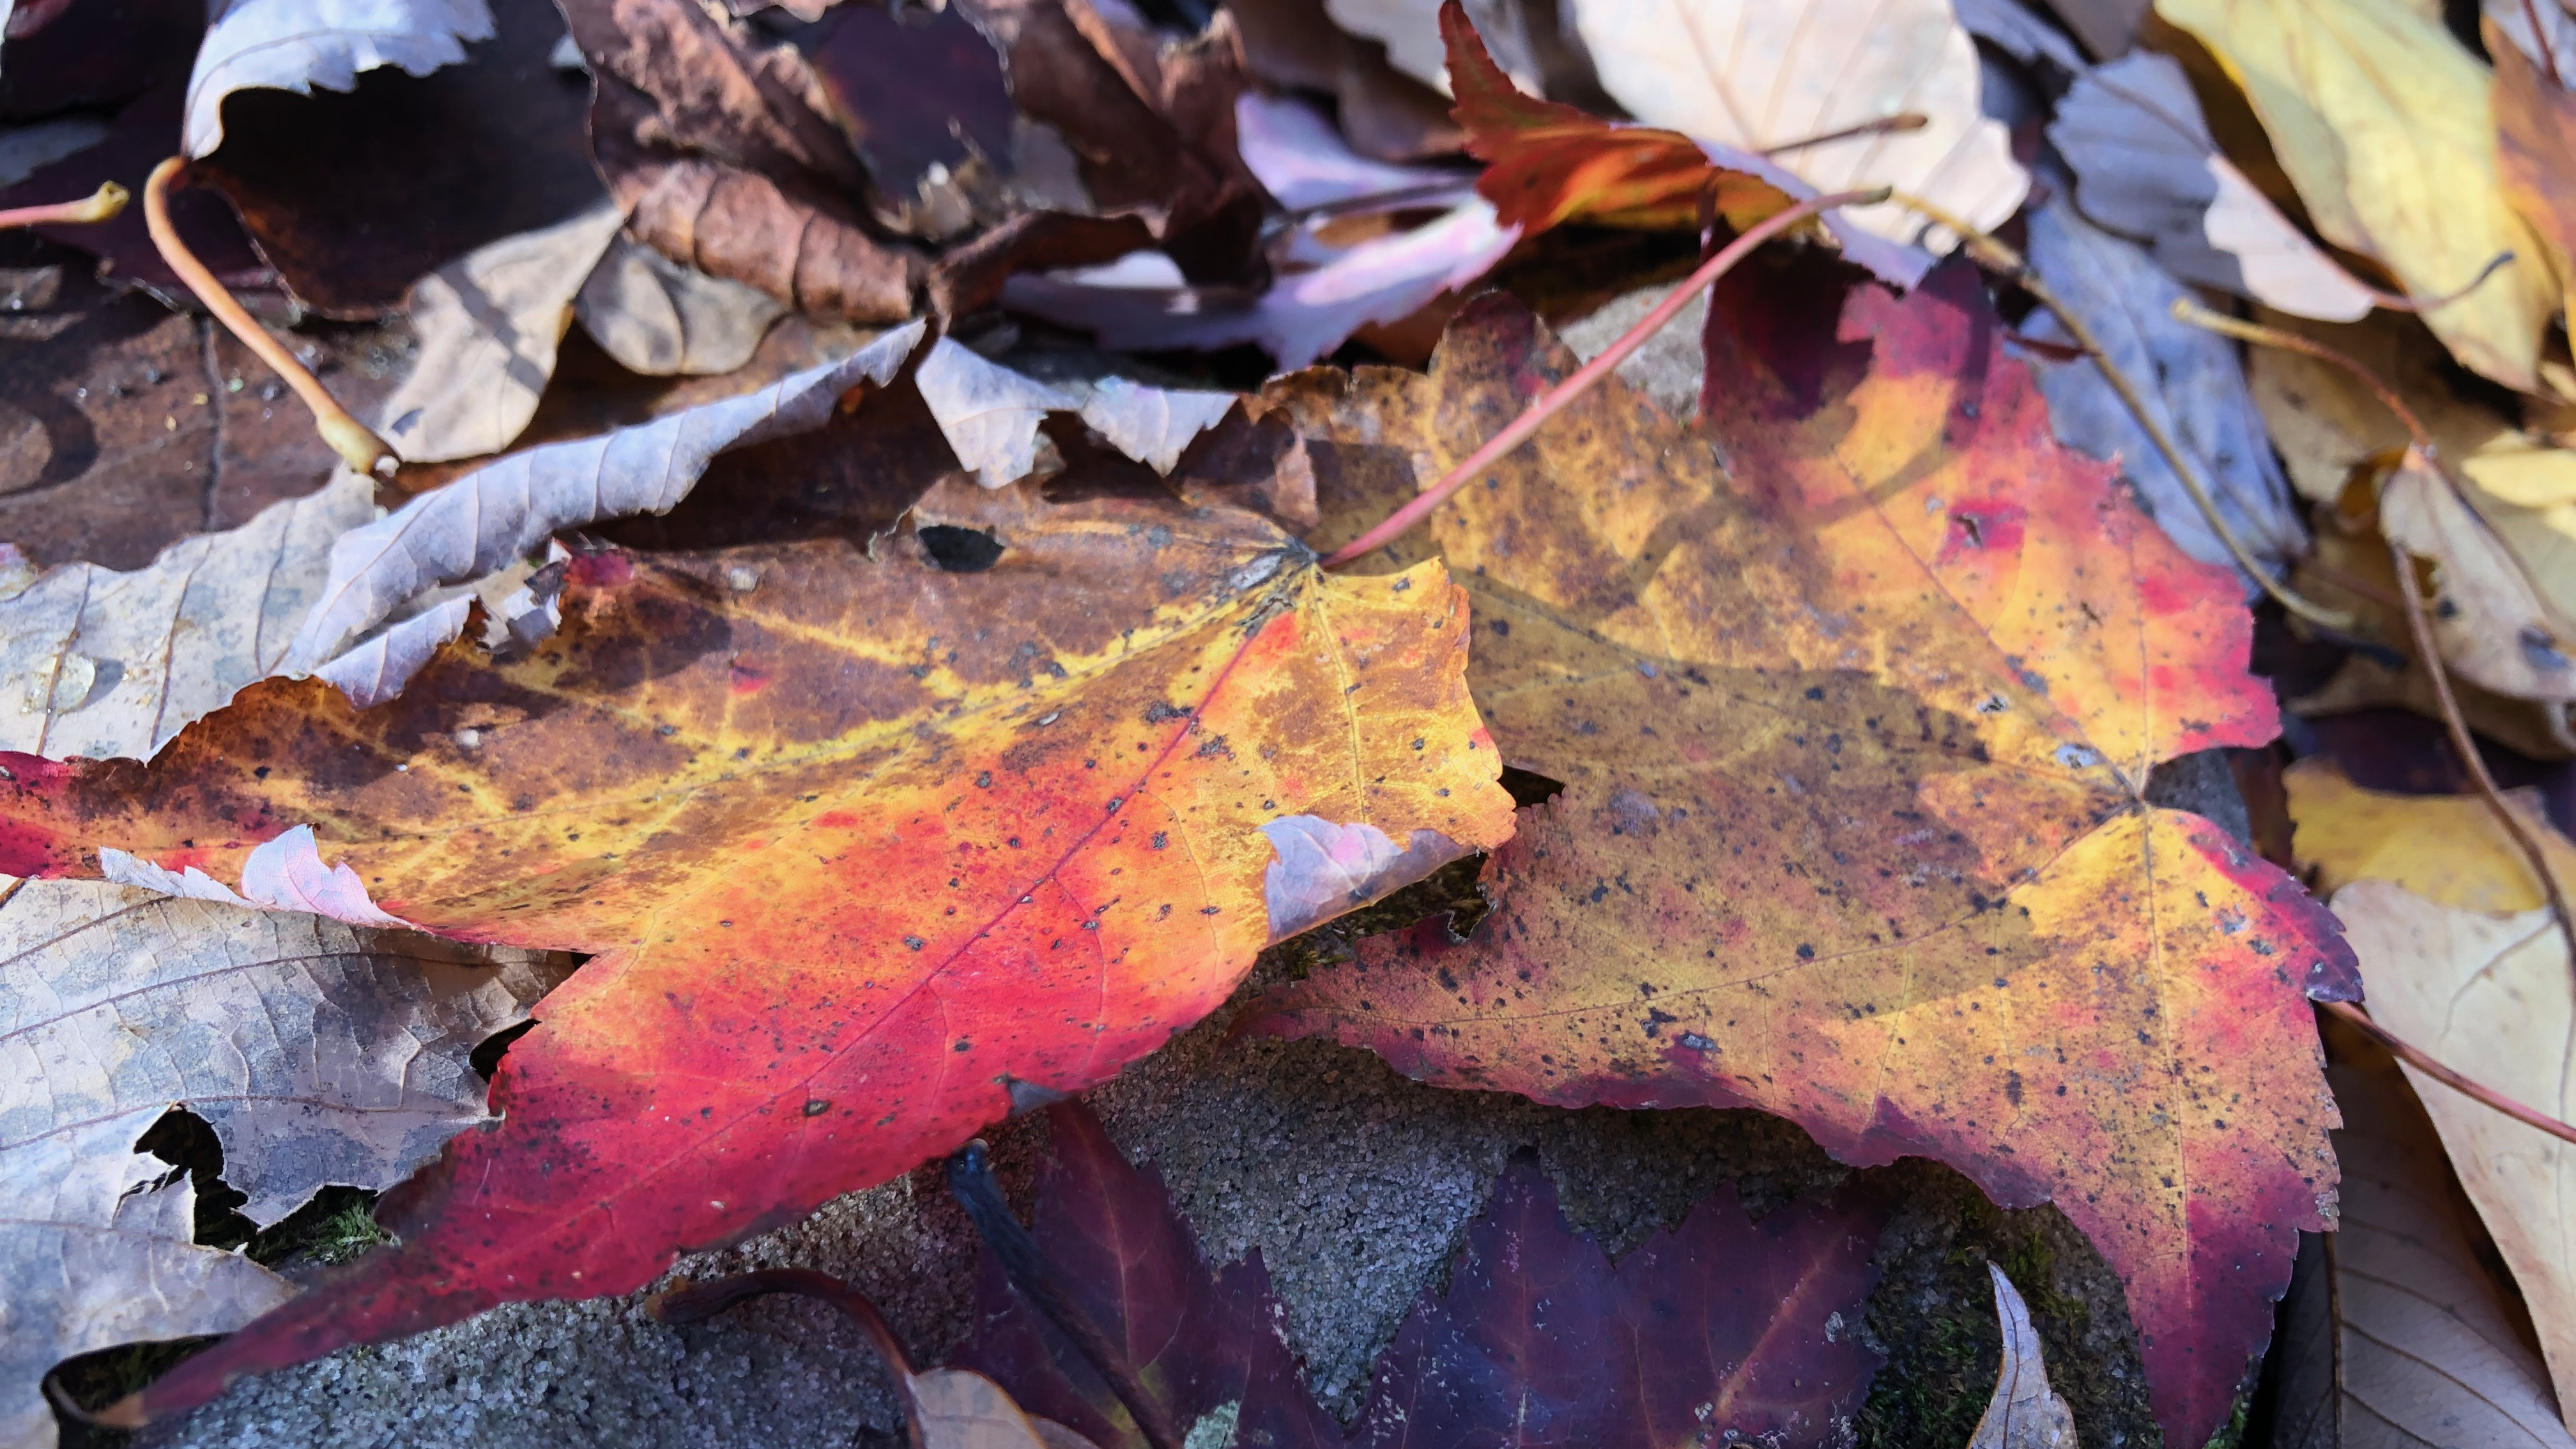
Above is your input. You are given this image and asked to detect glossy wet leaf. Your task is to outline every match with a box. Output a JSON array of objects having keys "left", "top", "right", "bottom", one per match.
[{"left": 1252, "top": 276, "right": 2352, "bottom": 1449}]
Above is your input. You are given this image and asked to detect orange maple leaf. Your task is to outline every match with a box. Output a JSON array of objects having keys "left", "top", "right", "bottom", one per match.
[{"left": 1252, "top": 267, "right": 2354, "bottom": 1449}]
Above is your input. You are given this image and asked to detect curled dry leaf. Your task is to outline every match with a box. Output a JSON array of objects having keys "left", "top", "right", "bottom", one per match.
[
  {"left": 2372, "top": 447, "right": 2576, "bottom": 705},
  {"left": 378, "top": 201, "right": 631, "bottom": 465},
  {"left": 2293, "top": 765, "right": 2576, "bottom": 1422},
  {"left": 2155, "top": 0, "right": 2556, "bottom": 392},
  {"left": 1253, "top": 276, "right": 2352, "bottom": 1449},
  {"left": 2287, "top": 756, "right": 2563, "bottom": 914},
  {"left": 914, "top": 337, "right": 1077, "bottom": 489},
  {"left": 2020, "top": 197, "right": 2308, "bottom": 587},
  {"left": 1564, "top": 0, "right": 2029, "bottom": 246},
  {"left": 3, "top": 467, "right": 1514, "bottom": 1423},
  {"left": 1970, "top": 1266, "right": 2078, "bottom": 1449},
  {"left": 289, "top": 321, "right": 925, "bottom": 674},
  {"left": 958, "top": 1101, "right": 1892, "bottom": 1449},
  {"left": 572, "top": 234, "right": 789, "bottom": 379},
  {"left": 2271, "top": 1049, "right": 2576, "bottom": 1449},
  {"left": 0, "top": 473, "right": 376, "bottom": 763},
  {"left": 184, "top": 0, "right": 496, "bottom": 156},
  {"left": 2046, "top": 52, "right": 2375, "bottom": 321},
  {"left": 1, "top": 878, "right": 564, "bottom": 1449}
]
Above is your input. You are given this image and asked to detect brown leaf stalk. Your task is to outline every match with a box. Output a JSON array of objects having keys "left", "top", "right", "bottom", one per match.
[
  {"left": 1758, "top": 112, "right": 1928, "bottom": 157},
  {"left": 1883, "top": 189, "right": 2352, "bottom": 631},
  {"left": 0, "top": 181, "right": 126, "bottom": 229},
  {"left": 2322, "top": 999, "right": 2576, "bottom": 1146},
  {"left": 647, "top": 1268, "right": 927, "bottom": 1449},
  {"left": 141, "top": 157, "right": 394, "bottom": 477},
  {"left": 2170, "top": 300, "right": 2576, "bottom": 979},
  {"left": 1321, "top": 187, "right": 1889, "bottom": 569}
]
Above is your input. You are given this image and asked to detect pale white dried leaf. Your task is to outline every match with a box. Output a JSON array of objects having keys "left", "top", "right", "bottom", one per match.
[
  {"left": 1566, "top": 0, "right": 2030, "bottom": 246},
  {"left": 0, "top": 471, "right": 375, "bottom": 763},
  {"left": 378, "top": 201, "right": 629, "bottom": 464},
  {"left": 2049, "top": 53, "right": 2375, "bottom": 321},
  {"left": 1968, "top": 1265, "right": 2078, "bottom": 1449},
  {"left": 910, "top": 1367, "right": 1091, "bottom": 1449},
  {"left": 0, "top": 878, "right": 568, "bottom": 1445},
  {"left": 2333, "top": 877, "right": 2576, "bottom": 1426},
  {"left": 2272, "top": 1020, "right": 2576, "bottom": 1449},
  {"left": 312, "top": 595, "right": 475, "bottom": 709},
  {"left": 2021, "top": 200, "right": 2307, "bottom": 588},
  {"left": 1234, "top": 93, "right": 1474, "bottom": 212},
  {"left": 1259, "top": 816, "right": 1469, "bottom": 940},
  {"left": 1318, "top": 0, "right": 1544, "bottom": 96},
  {"left": 574, "top": 236, "right": 787, "bottom": 378},
  {"left": 289, "top": 320, "right": 925, "bottom": 670},
  {"left": 185, "top": 0, "right": 496, "bottom": 156},
  {"left": 1078, "top": 378, "right": 1236, "bottom": 474},
  {"left": 914, "top": 337, "right": 1076, "bottom": 489}
]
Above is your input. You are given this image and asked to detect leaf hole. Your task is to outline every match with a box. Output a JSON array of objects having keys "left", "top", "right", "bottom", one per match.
[{"left": 920, "top": 525, "right": 1004, "bottom": 573}]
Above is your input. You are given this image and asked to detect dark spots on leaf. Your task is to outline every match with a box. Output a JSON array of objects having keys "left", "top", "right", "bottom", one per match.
[
  {"left": 1797, "top": 943, "right": 1816, "bottom": 960},
  {"left": 802, "top": 1100, "right": 831, "bottom": 1117}
]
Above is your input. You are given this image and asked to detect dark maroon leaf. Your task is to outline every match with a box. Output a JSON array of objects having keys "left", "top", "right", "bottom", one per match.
[
  {"left": 0, "top": 0, "right": 201, "bottom": 120},
  {"left": 958, "top": 1103, "right": 1890, "bottom": 1449},
  {"left": 4, "top": 82, "right": 270, "bottom": 298},
  {"left": 806, "top": 1, "right": 1016, "bottom": 197}
]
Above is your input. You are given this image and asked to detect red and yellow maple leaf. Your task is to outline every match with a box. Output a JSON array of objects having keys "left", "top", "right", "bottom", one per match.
[
  {"left": 0, "top": 477, "right": 1513, "bottom": 1416},
  {"left": 1250, "top": 266, "right": 2354, "bottom": 1448}
]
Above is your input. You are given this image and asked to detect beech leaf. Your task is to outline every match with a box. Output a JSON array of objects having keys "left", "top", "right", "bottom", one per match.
[
  {"left": 959, "top": 1101, "right": 1892, "bottom": 1449},
  {"left": 184, "top": 0, "right": 497, "bottom": 157},
  {"left": 1252, "top": 277, "right": 2352, "bottom": 1449},
  {"left": 1, "top": 469, "right": 1515, "bottom": 1421},
  {"left": 1563, "top": 0, "right": 2030, "bottom": 247},
  {"left": 1, "top": 877, "right": 564, "bottom": 1448}
]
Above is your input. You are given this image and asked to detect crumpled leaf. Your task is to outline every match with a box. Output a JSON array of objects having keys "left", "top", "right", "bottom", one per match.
[
  {"left": 378, "top": 201, "right": 631, "bottom": 465},
  {"left": 2270, "top": 1048, "right": 2576, "bottom": 1449},
  {"left": 2046, "top": 52, "right": 2376, "bottom": 321},
  {"left": 1564, "top": 0, "right": 2029, "bottom": 247},
  {"left": 2154, "top": 0, "right": 2557, "bottom": 392},
  {"left": 1970, "top": 1266, "right": 2078, "bottom": 1449},
  {"left": 184, "top": 0, "right": 495, "bottom": 156},
  {"left": 573, "top": 234, "right": 788, "bottom": 378},
  {"left": 0, "top": 471, "right": 376, "bottom": 763},
  {"left": 1252, "top": 277, "right": 2354, "bottom": 1449},
  {"left": 289, "top": 321, "right": 925, "bottom": 673},
  {"left": 1, "top": 466, "right": 1513, "bottom": 1423},
  {"left": 2020, "top": 197, "right": 2308, "bottom": 588},
  {"left": 2290, "top": 763, "right": 2576, "bottom": 1422},
  {"left": 960, "top": 1101, "right": 1891, "bottom": 1449},
  {"left": 563, "top": 0, "right": 917, "bottom": 321},
  {"left": 1, "top": 877, "right": 564, "bottom": 1449},
  {"left": 914, "top": 337, "right": 1077, "bottom": 489},
  {"left": 1075, "top": 376, "right": 1237, "bottom": 475}
]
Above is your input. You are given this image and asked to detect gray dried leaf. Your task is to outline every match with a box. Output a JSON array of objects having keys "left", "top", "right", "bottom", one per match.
[
  {"left": 0, "top": 470, "right": 375, "bottom": 763},
  {"left": 288, "top": 320, "right": 926, "bottom": 670},
  {"left": 185, "top": 0, "right": 497, "bottom": 156},
  {"left": 1259, "top": 815, "right": 1468, "bottom": 940},
  {"left": 0, "top": 877, "right": 567, "bottom": 1447},
  {"left": 2048, "top": 53, "right": 2375, "bottom": 321},
  {"left": 2021, "top": 199, "right": 2307, "bottom": 590},
  {"left": 914, "top": 336, "right": 1075, "bottom": 489},
  {"left": 574, "top": 236, "right": 788, "bottom": 378},
  {"left": 1078, "top": 377, "right": 1236, "bottom": 473},
  {"left": 2488, "top": 0, "right": 2576, "bottom": 88},
  {"left": 378, "top": 201, "right": 631, "bottom": 464},
  {"left": 1970, "top": 1265, "right": 2078, "bottom": 1449}
]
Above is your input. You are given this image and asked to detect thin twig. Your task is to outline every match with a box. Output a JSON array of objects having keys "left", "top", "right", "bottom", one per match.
[
  {"left": 0, "top": 182, "right": 125, "bottom": 229},
  {"left": 141, "top": 156, "right": 394, "bottom": 477},
  {"left": 2170, "top": 302, "right": 2435, "bottom": 448},
  {"left": 648, "top": 1269, "right": 926, "bottom": 1449},
  {"left": 1882, "top": 190, "right": 2351, "bottom": 630},
  {"left": 948, "top": 1139, "right": 1183, "bottom": 1449},
  {"left": 2321, "top": 1000, "right": 2576, "bottom": 1146},
  {"left": 1320, "top": 187, "right": 1887, "bottom": 569},
  {"left": 1758, "top": 112, "right": 1927, "bottom": 157}
]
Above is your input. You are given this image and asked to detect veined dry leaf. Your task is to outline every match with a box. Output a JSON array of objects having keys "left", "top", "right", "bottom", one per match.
[
  {"left": 2372, "top": 447, "right": 2576, "bottom": 705},
  {"left": 378, "top": 201, "right": 631, "bottom": 465},
  {"left": 2271, "top": 1052, "right": 2576, "bottom": 1449},
  {"left": 572, "top": 235, "right": 786, "bottom": 379},
  {"left": 1564, "top": 0, "right": 2030, "bottom": 247},
  {"left": 564, "top": 0, "right": 917, "bottom": 321},
  {"left": 2154, "top": 0, "right": 2557, "bottom": 392},
  {"left": 912, "top": 1368, "right": 1097, "bottom": 1449},
  {"left": 0, "top": 472, "right": 376, "bottom": 763},
  {"left": 1, "top": 877, "right": 563, "bottom": 1449},
  {"left": 2286, "top": 756, "right": 2561, "bottom": 913},
  {"left": 1970, "top": 1266, "right": 2078, "bottom": 1449},
  {"left": 1252, "top": 275, "right": 2350, "bottom": 1448},
  {"left": 2020, "top": 197, "right": 2308, "bottom": 586},
  {"left": 291, "top": 322, "right": 924, "bottom": 674},
  {"left": 2046, "top": 52, "right": 2376, "bottom": 321},
  {"left": 1, "top": 466, "right": 1514, "bottom": 1422},
  {"left": 960, "top": 1101, "right": 1891, "bottom": 1449},
  {"left": 184, "top": 0, "right": 495, "bottom": 156}
]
